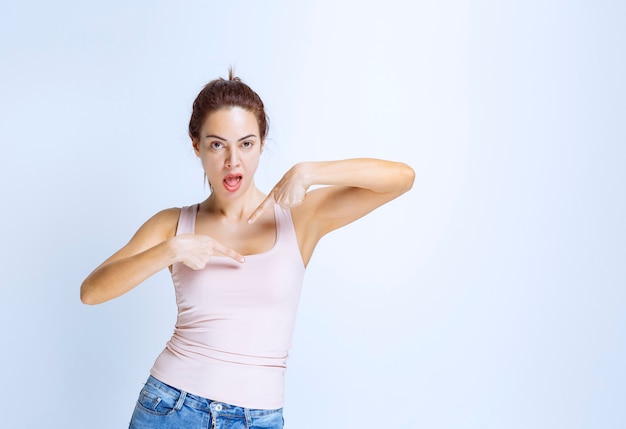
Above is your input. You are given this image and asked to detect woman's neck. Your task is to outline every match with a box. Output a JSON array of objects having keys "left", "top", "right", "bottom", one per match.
[{"left": 203, "top": 186, "right": 266, "bottom": 222}]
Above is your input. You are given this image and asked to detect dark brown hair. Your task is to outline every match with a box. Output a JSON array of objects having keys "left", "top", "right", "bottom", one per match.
[{"left": 188, "top": 68, "right": 269, "bottom": 143}]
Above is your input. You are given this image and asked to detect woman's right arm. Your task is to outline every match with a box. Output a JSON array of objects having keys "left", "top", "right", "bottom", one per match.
[
  {"left": 80, "top": 208, "right": 181, "bottom": 305},
  {"left": 80, "top": 208, "right": 245, "bottom": 305}
]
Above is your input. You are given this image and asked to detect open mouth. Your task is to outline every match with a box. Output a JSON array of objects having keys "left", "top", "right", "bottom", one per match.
[{"left": 223, "top": 174, "right": 243, "bottom": 192}]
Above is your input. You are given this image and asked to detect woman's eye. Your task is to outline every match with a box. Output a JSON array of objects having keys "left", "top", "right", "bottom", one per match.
[
  {"left": 210, "top": 142, "right": 223, "bottom": 150},
  {"left": 242, "top": 141, "right": 253, "bottom": 149}
]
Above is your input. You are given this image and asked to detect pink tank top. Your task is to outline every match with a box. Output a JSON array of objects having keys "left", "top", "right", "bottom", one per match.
[{"left": 150, "top": 204, "right": 305, "bottom": 409}]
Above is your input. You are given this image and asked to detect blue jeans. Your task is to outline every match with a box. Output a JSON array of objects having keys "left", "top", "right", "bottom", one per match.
[{"left": 128, "top": 375, "right": 284, "bottom": 429}]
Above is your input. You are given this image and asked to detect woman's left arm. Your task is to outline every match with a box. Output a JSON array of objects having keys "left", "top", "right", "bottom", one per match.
[{"left": 249, "top": 158, "right": 415, "bottom": 262}]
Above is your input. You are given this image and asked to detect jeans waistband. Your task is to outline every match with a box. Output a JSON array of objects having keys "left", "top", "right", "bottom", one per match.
[{"left": 145, "top": 375, "right": 282, "bottom": 416}]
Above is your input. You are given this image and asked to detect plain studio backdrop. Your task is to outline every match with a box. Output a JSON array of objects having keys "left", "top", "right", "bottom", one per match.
[{"left": 0, "top": 1, "right": 624, "bottom": 428}]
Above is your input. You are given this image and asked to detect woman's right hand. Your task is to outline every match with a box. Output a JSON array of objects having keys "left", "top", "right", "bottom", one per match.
[{"left": 172, "top": 234, "right": 245, "bottom": 269}]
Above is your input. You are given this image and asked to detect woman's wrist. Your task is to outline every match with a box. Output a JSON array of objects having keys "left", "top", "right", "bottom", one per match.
[
  {"left": 293, "top": 162, "right": 315, "bottom": 189},
  {"left": 162, "top": 236, "right": 182, "bottom": 266}
]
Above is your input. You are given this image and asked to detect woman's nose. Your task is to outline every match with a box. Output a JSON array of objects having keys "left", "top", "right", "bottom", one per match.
[{"left": 225, "top": 150, "right": 240, "bottom": 168}]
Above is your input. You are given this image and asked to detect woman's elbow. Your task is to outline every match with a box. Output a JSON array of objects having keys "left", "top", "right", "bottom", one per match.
[
  {"left": 80, "top": 285, "right": 92, "bottom": 305},
  {"left": 397, "top": 162, "right": 415, "bottom": 193},
  {"left": 80, "top": 281, "right": 99, "bottom": 305}
]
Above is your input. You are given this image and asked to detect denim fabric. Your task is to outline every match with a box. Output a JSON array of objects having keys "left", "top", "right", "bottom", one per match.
[{"left": 128, "top": 375, "right": 284, "bottom": 429}]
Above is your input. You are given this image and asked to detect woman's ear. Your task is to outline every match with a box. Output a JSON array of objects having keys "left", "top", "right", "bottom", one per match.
[{"left": 192, "top": 139, "right": 200, "bottom": 156}]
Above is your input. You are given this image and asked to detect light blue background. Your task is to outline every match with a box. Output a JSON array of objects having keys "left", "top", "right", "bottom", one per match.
[{"left": 1, "top": 1, "right": 624, "bottom": 428}]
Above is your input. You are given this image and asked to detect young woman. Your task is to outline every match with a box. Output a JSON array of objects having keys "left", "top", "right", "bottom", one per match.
[{"left": 81, "top": 70, "right": 414, "bottom": 429}]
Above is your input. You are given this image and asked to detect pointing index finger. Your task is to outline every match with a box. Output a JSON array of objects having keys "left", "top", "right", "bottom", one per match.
[
  {"left": 248, "top": 193, "right": 274, "bottom": 224},
  {"left": 212, "top": 240, "right": 245, "bottom": 263}
]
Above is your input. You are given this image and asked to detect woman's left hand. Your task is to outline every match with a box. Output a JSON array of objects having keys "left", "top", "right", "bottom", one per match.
[{"left": 248, "top": 164, "right": 309, "bottom": 224}]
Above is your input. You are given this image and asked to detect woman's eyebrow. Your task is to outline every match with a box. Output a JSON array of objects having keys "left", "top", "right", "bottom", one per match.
[{"left": 204, "top": 134, "right": 257, "bottom": 141}]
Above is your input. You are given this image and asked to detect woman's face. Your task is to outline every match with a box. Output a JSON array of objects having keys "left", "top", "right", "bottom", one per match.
[{"left": 193, "top": 106, "right": 263, "bottom": 198}]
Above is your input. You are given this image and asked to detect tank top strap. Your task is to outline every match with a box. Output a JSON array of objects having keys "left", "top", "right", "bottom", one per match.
[
  {"left": 176, "top": 204, "right": 198, "bottom": 236},
  {"left": 273, "top": 204, "right": 298, "bottom": 246}
]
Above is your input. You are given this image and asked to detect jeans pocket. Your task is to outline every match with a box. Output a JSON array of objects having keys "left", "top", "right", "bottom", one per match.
[{"left": 136, "top": 382, "right": 181, "bottom": 416}]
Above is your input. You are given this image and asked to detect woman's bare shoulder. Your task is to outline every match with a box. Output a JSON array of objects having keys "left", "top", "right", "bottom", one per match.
[
  {"left": 151, "top": 207, "right": 182, "bottom": 222},
  {"left": 139, "top": 207, "right": 182, "bottom": 240},
  {"left": 119, "top": 207, "right": 183, "bottom": 250}
]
